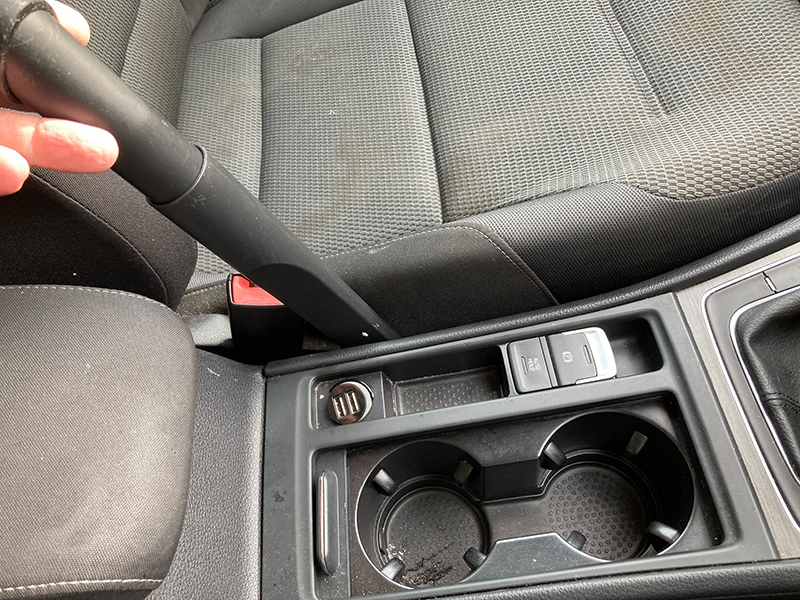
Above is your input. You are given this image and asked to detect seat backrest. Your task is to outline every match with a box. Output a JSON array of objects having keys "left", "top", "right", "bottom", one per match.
[{"left": 69, "top": 0, "right": 209, "bottom": 124}]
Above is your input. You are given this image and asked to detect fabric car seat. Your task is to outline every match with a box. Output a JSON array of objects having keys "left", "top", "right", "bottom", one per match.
[{"left": 5, "top": 0, "right": 800, "bottom": 335}]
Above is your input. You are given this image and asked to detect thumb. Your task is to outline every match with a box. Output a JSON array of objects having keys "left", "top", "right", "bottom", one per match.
[{"left": 47, "top": 0, "right": 91, "bottom": 46}]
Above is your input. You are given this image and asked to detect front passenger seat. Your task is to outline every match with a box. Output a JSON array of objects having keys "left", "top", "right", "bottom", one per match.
[{"left": 6, "top": 0, "right": 800, "bottom": 336}]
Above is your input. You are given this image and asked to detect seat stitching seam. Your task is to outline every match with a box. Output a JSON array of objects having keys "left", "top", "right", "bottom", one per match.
[
  {"left": 463, "top": 167, "right": 800, "bottom": 213},
  {"left": 0, "top": 578, "right": 162, "bottom": 593},
  {"left": 118, "top": 0, "right": 144, "bottom": 77},
  {"left": 0, "top": 285, "right": 168, "bottom": 309},
  {"left": 401, "top": 0, "right": 444, "bottom": 223},
  {"left": 598, "top": 0, "right": 667, "bottom": 116},
  {"left": 30, "top": 174, "right": 171, "bottom": 303},
  {"left": 450, "top": 225, "right": 555, "bottom": 301},
  {"left": 624, "top": 165, "right": 800, "bottom": 203},
  {"left": 765, "top": 393, "right": 800, "bottom": 412},
  {"left": 327, "top": 225, "right": 552, "bottom": 300}
]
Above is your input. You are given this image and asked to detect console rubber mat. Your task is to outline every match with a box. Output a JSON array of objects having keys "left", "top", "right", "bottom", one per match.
[
  {"left": 380, "top": 487, "right": 486, "bottom": 587},
  {"left": 545, "top": 464, "right": 649, "bottom": 560}
]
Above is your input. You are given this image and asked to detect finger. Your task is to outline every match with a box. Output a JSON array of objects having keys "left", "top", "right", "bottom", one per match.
[
  {"left": 0, "top": 110, "right": 118, "bottom": 172},
  {"left": 46, "top": 0, "right": 91, "bottom": 45},
  {"left": 0, "top": 146, "right": 30, "bottom": 195}
]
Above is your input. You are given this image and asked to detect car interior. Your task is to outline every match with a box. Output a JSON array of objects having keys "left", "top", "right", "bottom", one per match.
[{"left": 3, "top": 0, "right": 800, "bottom": 599}]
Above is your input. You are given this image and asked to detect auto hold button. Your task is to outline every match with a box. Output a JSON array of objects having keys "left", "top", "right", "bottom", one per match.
[{"left": 508, "top": 338, "right": 553, "bottom": 393}]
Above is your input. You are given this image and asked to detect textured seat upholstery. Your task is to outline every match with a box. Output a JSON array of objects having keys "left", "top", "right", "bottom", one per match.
[
  {"left": 7, "top": 0, "right": 800, "bottom": 334},
  {"left": 180, "top": 0, "right": 800, "bottom": 333}
]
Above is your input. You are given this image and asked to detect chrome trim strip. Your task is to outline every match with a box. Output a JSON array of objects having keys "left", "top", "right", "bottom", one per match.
[
  {"left": 572, "top": 327, "right": 617, "bottom": 384},
  {"left": 700, "top": 250, "right": 800, "bottom": 532}
]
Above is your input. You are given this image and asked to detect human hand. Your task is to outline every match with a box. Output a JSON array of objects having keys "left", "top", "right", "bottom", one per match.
[{"left": 0, "top": 0, "right": 118, "bottom": 195}]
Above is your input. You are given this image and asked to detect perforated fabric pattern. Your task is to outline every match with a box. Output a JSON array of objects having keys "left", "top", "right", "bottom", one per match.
[
  {"left": 179, "top": 38, "right": 262, "bottom": 277},
  {"left": 66, "top": 0, "right": 192, "bottom": 123},
  {"left": 178, "top": 39, "right": 262, "bottom": 278},
  {"left": 179, "top": 0, "right": 441, "bottom": 272},
  {"left": 66, "top": 0, "right": 141, "bottom": 74},
  {"left": 121, "top": 0, "right": 192, "bottom": 124},
  {"left": 606, "top": 0, "right": 800, "bottom": 200},
  {"left": 405, "top": 0, "right": 800, "bottom": 220},
  {"left": 179, "top": 0, "right": 800, "bottom": 317},
  {"left": 179, "top": 40, "right": 263, "bottom": 199},
  {"left": 194, "top": 246, "right": 232, "bottom": 277},
  {"left": 259, "top": 0, "right": 441, "bottom": 256}
]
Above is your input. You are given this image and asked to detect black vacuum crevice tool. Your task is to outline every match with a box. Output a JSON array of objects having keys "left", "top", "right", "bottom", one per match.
[{"left": 0, "top": 0, "right": 397, "bottom": 347}]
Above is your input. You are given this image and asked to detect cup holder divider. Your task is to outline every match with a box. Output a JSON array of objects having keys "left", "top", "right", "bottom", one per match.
[{"left": 462, "top": 533, "right": 605, "bottom": 584}]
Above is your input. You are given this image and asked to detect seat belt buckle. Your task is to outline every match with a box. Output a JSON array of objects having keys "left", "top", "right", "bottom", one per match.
[{"left": 227, "top": 274, "right": 305, "bottom": 363}]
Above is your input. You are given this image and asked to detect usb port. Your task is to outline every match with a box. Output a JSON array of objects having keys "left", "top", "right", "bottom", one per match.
[{"left": 327, "top": 381, "right": 374, "bottom": 425}]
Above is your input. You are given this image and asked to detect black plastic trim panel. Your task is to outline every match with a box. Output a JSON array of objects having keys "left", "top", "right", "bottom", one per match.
[
  {"left": 261, "top": 294, "right": 775, "bottom": 600},
  {"left": 152, "top": 350, "right": 265, "bottom": 600},
  {"left": 455, "top": 559, "right": 800, "bottom": 600}
]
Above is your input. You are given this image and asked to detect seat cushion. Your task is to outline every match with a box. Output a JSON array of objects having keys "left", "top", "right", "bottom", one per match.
[
  {"left": 179, "top": 0, "right": 555, "bottom": 331},
  {"left": 178, "top": 0, "right": 800, "bottom": 330},
  {"left": 0, "top": 286, "right": 196, "bottom": 600},
  {"left": 407, "top": 0, "right": 800, "bottom": 218},
  {"left": 179, "top": 0, "right": 442, "bottom": 272}
]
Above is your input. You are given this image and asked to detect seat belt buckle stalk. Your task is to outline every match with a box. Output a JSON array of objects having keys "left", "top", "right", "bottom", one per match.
[{"left": 227, "top": 274, "right": 305, "bottom": 364}]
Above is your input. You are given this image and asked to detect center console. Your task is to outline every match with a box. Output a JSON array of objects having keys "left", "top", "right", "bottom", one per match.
[{"left": 261, "top": 289, "right": 787, "bottom": 599}]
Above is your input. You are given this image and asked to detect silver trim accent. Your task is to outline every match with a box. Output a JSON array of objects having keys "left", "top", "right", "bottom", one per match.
[
  {"left": 764, "top": 273, "right": 778, "bottom": 293},
  {"left": 316, "top": 470, "right": 339, "bottom": 576},
  {"left": 569, "top": 327, "right": 617, "bottom": 384},
  {"left": 700, "top": 249, "right": 800, "bottom": 533}
]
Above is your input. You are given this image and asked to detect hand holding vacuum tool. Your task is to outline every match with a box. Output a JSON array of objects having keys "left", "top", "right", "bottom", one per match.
[
  {"left": 0, "top": 0, "right": 397, "bottom": 346},
  {"left": 0, "top": 0, "right": 119, "bottom": 195}
]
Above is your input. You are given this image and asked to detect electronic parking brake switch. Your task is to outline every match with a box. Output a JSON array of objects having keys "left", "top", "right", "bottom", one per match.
[
  {"left": 547, "top": 331, "right": 598, "bottom": 385},
  {"left": 509, "top": 327, "right": 617, "bottom": 393}
]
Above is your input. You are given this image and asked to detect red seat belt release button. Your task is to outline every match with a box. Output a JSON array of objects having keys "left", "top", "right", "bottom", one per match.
[{"left": 229, "top": 274, "right": 284, "bottom": 306}]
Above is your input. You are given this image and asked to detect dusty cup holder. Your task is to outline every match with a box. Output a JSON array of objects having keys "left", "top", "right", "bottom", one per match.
[
  {"left": 355, "top": 412, "right": 695, "bottom": 589},
  {"left": 357, "top": 441, "right": 488, "bottom": 588}
]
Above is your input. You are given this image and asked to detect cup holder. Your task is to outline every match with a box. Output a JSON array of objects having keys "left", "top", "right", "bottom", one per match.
[
  {"left": 544, "top": 460, "right": 650, "bottom": 560},
  {"left": 543, "top": 412, "right": 695, "bottom": 560},
  {"left": 376, "top": 479, "right": 487, "bottom": 587},
  {"left": 355, "top": 412, "right": 695, "bottom": 589},
  {"left": 357, "top": 441, "right": 489, "bottom": 588}
]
